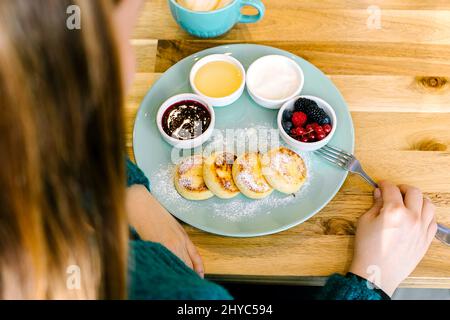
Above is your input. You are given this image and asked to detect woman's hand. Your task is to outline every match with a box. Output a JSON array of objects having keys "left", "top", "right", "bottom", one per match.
[
  {"left": 349, "top": 181, "right": 437, "bottom": 296},
  {"left": 126, "top": 185, "right": 204, "bottom": 278}
]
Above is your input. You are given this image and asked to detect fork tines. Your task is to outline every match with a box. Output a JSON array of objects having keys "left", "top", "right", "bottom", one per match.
[{"left": 315, "top": 145, "right": 353, "bottom": 168}]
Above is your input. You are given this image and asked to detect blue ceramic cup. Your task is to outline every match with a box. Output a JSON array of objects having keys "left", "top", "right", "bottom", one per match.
[{"left": 168, "top": 0, "right": 265, "bottom": 38}]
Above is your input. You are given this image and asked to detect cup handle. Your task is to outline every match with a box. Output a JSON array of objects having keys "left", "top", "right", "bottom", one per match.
[{"left": 238, "top": 0, "right": 265, "bottom": 24}]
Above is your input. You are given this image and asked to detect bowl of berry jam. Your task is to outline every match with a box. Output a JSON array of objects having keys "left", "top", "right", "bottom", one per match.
[
  {"left": 156, "top": 93, "right": 215, "bottom": 149},
  {"left": 277, "top": 96, "right": 337, "bottom": 152}
]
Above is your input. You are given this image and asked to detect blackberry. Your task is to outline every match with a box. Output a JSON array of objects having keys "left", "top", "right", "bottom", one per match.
[
  {"left": 294, "top": 98, "right": 330, "bottom": 125},
  {"left": 294, "top": 98, "right": 318, "bottom": 113},
  {"left": 307, "top": 107, "right": 329, "bottom": 125}
]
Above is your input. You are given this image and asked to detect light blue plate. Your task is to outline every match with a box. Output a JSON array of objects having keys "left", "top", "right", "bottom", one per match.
[{"left": 133, "top": 44, "right": 354, "bottom": 237}]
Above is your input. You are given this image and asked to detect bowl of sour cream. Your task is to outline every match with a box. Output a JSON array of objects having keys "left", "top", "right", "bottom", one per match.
[{"left": 246, "top": 55, "right": 304, "bottom": 109}]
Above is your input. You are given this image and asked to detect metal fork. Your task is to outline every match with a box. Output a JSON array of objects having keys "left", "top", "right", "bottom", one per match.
[
  {"left": 316, "top": 145, "right": 378, "bottom": 187},
  {"left": 315, "top": 144, "right": 450, "bottom": 246}
]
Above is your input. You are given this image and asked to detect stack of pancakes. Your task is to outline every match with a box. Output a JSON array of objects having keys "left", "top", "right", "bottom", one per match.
[{"left": 174, "top": 147, "right": 307, "bottom": 200}]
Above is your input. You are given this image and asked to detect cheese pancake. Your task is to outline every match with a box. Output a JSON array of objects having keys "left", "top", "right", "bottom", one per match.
[
  {"left": 174, "top": 155, "right": 214, "bottom": 200},
  {"left": 261, "top": 147, "right": 307, "bottom": 194},
  {"left": 232, "top": 152, "right": 273, "bottom": 199},
  {"left": 203, "top": 152, "right": 240, "bottom": 199}
]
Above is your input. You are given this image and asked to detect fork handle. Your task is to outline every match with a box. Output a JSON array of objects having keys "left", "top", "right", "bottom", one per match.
[
  {"left": 356, "top": 170, "right": 379, "bottom": 188},
  {"left": 436, "top": 224, "right": 450, "bottom": 246}
]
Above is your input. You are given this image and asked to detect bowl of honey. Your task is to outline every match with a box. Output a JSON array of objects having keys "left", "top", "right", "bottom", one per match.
[{"left": 189, "top": 54, "right": 245, "bottom": 107}]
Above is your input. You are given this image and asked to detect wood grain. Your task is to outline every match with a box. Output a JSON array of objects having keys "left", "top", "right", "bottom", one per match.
[
  {"left": 332, "top": 75, "right": 450, "bottom": 112},
  {"left": 134, "top": 1, "right": 450, "bottom": 44},
  {"left": 242, "top": 0, "right": 450, "bottom": 10},
  {"left": 128, "top": 72, "right": 450, "bottom": 114},
  {"left": 152, "top": 40, "right": 450, "bottom": 76},
  {"left": 127, "top": 0, "right": 450, "bottom": 287},
  {"left": 131, "top": 39, "right": 158, "bottom": 73},
  {"left": 191, "top": 235, "right": 450, "bottom": 283}
]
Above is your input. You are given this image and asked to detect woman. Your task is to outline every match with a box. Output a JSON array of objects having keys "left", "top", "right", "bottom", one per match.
[{"left": 0, "top": 0, "right": 437, "bottom": 299}]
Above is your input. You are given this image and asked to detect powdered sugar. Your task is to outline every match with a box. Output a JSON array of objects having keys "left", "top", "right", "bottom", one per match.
[
  {"left": 177, "top": 155, "right": 202, "bottom": 174},
  {"left": 270, "top": 152, "right": 291, "bottom": 174},
  {"left": 150, "top": 124, "right": 313, "bottom": 222},
  {"left": 223, "top": 180, "right": 232, "bottom": 190},
  {"left": 236, "top": 172, "right": 271, "bottom": 193},
  {"left": 178, "top": 177, "right": 193, "bottom": 188}
]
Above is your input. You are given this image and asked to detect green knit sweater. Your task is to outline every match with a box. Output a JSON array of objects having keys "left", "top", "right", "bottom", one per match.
[{"left": 126, "top": 159, "right": 389, "bottom": 300}]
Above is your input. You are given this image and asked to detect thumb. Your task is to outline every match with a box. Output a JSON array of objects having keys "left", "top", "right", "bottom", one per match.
[
  {"left": 369, "top": 188, "right": 383, "bottom": 214},
  {"left": 358, "top": 188, "right": 383, "bottom": 223}
]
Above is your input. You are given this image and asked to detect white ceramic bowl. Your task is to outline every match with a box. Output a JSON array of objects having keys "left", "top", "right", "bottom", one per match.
[
  {"left": 189, "top": 54, "right": 246, "bottom": 107},
  {"left": 246, "top": 55, "right": 304, "bottom": 109},
  {"left": 156, "top": 93, "right": 215, "bottom": 149},
  {"left": 277, "top": 95, "right": 337, "bottom": 152}
]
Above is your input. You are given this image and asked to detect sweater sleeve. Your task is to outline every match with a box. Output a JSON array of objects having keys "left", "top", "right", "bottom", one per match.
[
  {"left": 318, "top": 273, "right": 391, "bottom": 300},
  {"left": 128, "top": 240, "right": 233, "bottom": 300},
  {"left": 126, "top": 158, "right": 150, "bottom": 191},
  {"left": 125, "top": 158, "right": 150, "bottom": 240}
]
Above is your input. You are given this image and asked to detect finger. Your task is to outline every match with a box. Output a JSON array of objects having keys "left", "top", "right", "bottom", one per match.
[
  {"left": 379, "top": 181, "right": 404, "bottom": 208},
  {"left": 182, "top": 249, "right": 194, "bottom": 270},
  {"left": 372, "top": 188, "right": 383, "bottom": 211},
  {"left": 177, "top": 223, "right": 203, "bottom": 276},
  {"left": 398, "top": 185, "right": 423, "bottom": 215},
  {"left": 363, "top": 188, "right": 383, "bottom": 218},
  {"left": 422, "top": 197, "right": 436, "bottom": 227},
  {"left": 186, "top": 240, "right": 205, "bottom": 278},
  {"left": 426, "top": 215, "right": 438, "bottom": 244},
  {"left": 177, "top": 222, "right": 189, "bottom": 236}
]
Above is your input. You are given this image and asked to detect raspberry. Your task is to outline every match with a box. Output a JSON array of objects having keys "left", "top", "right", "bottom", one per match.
[{"left": 292, "top": 112, "right": 307, "bottom": 127}]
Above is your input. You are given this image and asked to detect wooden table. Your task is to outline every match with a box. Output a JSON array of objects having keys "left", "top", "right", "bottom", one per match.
[{"left": 126, "top": 0, "right": 450, "bottom": 288}]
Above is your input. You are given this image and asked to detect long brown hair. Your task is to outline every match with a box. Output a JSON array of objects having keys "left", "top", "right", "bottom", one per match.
[{"left": 0, "top": 0, "right": 127, "bottom": 299}]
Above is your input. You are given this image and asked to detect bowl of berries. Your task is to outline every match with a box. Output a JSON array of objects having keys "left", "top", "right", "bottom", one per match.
[{"left": 278, "top": 96, "right": 337, "bottom": 152}]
